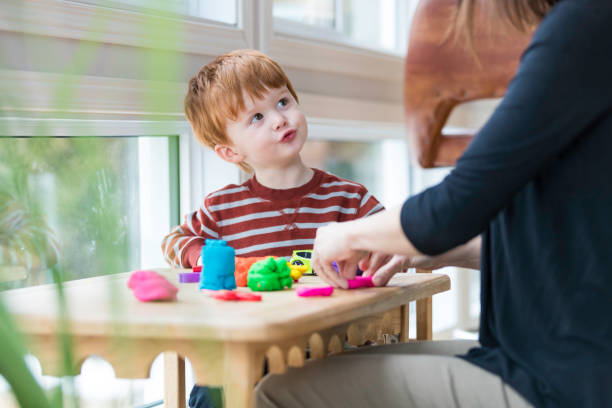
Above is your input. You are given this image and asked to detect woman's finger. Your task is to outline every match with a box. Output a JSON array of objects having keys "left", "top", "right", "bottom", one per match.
[
  {"left": 329, "top": 261, "right": 348, "bottom": 288},
  {"left": 372, "top": 255, "right": 405, "bottom": 286},
  {"left": 338, "top": 257, "right": 359, "bottom": 280},
  {"left": 313, "top": 255, "right": 347, "bottom": 289},
  {"left": 362, "top": 253, "right": 391, "bottom": 277},
  {"left": 358, "top": 253, "right": 372, "bottom": 272},
  {"left": 324, "top": 260, "right": 348, "bottom": 288}
]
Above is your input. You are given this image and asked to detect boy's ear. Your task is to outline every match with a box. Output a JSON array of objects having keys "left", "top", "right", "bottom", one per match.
[{"left": 214, "top": 144, "right": 245, "bottom": 164}]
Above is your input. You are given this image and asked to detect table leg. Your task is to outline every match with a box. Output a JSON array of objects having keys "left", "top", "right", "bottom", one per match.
[
  {"left": 164, "top": 351, "right": 186, "bottom": 408},
  {"left": 416, "top": 269, "right": 433, "bottom": 340},
  {"left": 400, "top": 304, "right": 410, "bottom": 342},
  {"left": 222, "top": 343, "right": 264, "bottom": 408}
]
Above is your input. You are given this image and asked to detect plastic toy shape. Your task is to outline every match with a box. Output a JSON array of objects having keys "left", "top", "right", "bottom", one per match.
[
  {"left": 193, "top": 265, "right": 202, "bottom": 273},
  {"left": 211, "top": 290, "right": 262, "bottom": 302},
  {"left": 127, "top": 270, "right": 178, "bottom": 302},
  {"left": 199, "top": 239, "right": 237, "bottom": 291},
  {"left": 296, "top": 286, "right": 334, "bottom": 297},
  {"left": 247, "top": 257, "right": 293, "bottom": 291},
  {"left": 235, "top": 256, "right": 268, "bottom": 287},
  {"left": 289, "top": 249, "right": 313, "bottom": 275},
  {"left": 179, "top": 272, "right": 200, "bottom": 283},
  {"left": 287, "top": 262, "right": 309, "bottom": 281}
]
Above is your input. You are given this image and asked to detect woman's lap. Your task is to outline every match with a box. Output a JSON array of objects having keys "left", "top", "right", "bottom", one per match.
[{"left": 255, "top": 340, "right": 532, "bottom": 408}]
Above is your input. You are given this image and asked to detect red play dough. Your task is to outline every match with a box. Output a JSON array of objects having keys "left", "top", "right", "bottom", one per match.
[
  {"left": 210, "top": 290, "right": 262, "bottom": 301},
  {"left": 235, "top": 256, "right": 268, "bottom": 287}
]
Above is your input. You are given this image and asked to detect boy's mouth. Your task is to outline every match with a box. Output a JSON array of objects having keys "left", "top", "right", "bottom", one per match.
[{"left": 281, "top": 130, "right": 296, "bottom": 143}]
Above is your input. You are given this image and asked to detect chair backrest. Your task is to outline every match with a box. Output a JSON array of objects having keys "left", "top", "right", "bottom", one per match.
[{"left": 404, "top": 0, "right": 532, "bottom": 168}]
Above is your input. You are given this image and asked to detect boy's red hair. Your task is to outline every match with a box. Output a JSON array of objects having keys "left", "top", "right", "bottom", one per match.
[{"left": 185, "top": 49, "right": 299, "bottom": 172}]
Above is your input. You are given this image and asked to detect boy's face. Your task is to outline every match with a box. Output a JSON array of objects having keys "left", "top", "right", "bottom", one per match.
[{"left": 220, "top": 86, "right": 308, "bottom": 171}]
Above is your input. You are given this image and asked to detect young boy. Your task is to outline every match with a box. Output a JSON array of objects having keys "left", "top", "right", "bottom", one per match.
[
  {"left": 162, "top": 49, "right": 398, "bottom": 407},
  {"left": 162, "top": 49, "right": 384, "bottom": 269}
]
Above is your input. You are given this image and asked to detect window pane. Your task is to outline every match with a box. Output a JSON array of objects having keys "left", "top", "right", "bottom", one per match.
[
  {"left": 73, "top": 0, "right": 238, "bottom": 24},
  {"left": 0, "top": 136, "right": 176, "bottom": 290},
  {"left": 274, "top": 0, "right": 336, "bottom": 29},
  {"left": 274, "top": 0, "right": 404, "bottom": 51},
  {"left": 301, "top": 139, "right": 409, "bottom": 207},
  {"left": 342, "top": 0, "right": 398, "bottom": 50}
]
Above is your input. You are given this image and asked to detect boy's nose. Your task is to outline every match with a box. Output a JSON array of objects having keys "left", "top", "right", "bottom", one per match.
[{"left": 272, "top": 114, "right": 288, "bottom": 130}]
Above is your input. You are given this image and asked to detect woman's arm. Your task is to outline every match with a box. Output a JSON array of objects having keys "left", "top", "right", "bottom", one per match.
[
  {"left": 314, "top": 3, "right": 607, "bottom": 288},
  {"left": 362, "top": 235, "right": 481, "bottom": 287},
  {"left": 312, "top": 206, "right": 481, "bottom": 287},
  {"left": 407, "top": 235, "right": 481, "bottom": 270}
]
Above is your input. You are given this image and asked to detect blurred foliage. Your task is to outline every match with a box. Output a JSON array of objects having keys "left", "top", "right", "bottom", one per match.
[
  {"left": 0, "top": 295, "right": 53, "bottom": 408},
  {"left": 0, "top": 136, "right": 136, "bottom": 407},
  {"left": 0, "top": 137, "right": 134, "bottom": 290},
  {"left": 0, "top": 0, "right": 188, "bottom": 405}
]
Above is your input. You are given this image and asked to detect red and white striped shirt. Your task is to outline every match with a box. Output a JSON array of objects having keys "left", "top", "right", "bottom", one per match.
[{"left": 161, "top": 168, "right": 383, "bottom": 268}]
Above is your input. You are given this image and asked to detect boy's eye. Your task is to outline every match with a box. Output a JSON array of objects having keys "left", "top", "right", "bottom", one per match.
[
  {"left": 277, "top": 98, "right": 288, "bottom": 108},
  {"left": 251, "top": 113, "right": 263, "bottom": 124}
]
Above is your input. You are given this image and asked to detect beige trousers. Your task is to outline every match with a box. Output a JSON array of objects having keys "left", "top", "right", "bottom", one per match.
[{"left": 255, "top": 340, "right": 533, "bottom": 408}]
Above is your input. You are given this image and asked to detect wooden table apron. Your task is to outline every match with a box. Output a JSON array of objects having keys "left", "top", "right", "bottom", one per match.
[{"left": 2, "top": 269, "right": 450, "bottom": 408}]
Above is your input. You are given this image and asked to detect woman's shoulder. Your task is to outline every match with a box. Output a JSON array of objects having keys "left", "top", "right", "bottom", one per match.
[
  {"left": 527, "top": 0, "right": 612, "bottom": 69},
  {"left": 537, "top": 0, "right": 612, "bottom": 42}
]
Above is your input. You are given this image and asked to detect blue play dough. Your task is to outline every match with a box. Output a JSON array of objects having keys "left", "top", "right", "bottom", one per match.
[{"left": 199, "top": 239, "right": 236, "bottom": 290}]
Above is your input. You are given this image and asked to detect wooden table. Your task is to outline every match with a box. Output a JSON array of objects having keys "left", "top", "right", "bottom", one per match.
[{"left": 2, "top": 269, "right": 449, "bottom": 408}]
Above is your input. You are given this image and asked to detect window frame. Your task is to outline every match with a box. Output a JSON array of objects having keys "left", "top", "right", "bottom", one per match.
[
  {"left": 0, "top": 0, "right": 252, "bottom": 55},
  {"left": 262, "top": 0, "right": 407, "bottom": 81},
  {"left": 73, "top": 0, "right": 240, "bottom": 26}
]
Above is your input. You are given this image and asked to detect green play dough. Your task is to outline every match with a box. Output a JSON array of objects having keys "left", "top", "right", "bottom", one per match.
[{"left": 247, "top": 257, "right": 293, "bottom": 291}]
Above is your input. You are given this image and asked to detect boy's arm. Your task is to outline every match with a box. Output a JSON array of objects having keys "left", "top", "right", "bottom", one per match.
[
  {"left": 161, "top": 202, "right": 220, "bottom": 268},
  {"left": 356, "top": 191, "right": 384, "bottom": 218}
]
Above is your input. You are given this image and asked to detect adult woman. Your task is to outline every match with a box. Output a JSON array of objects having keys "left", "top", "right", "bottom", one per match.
[{"left": 255, "top": 0, "right": 612, "bottom": 406}]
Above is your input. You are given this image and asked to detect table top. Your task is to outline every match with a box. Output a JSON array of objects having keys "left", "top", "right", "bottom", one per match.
[{"left": 2, "top": 269, "right": 450, "bottom": 342}]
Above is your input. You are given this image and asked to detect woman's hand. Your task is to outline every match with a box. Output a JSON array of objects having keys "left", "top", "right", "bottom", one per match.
[
  {"left": 311, "top": 222, "right": 368, "bottom": 289},
  {"left": 359, "top": 236, "right": 483, "bottom": 286},
  {"left": 359, "top": 252, "right": 448, "bottom": 287},
  {"left": 360, "top": 254, "right": 410, "bottom": 287}
]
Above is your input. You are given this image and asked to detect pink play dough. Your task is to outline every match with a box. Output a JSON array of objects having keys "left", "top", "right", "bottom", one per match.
[
  {"left": 127, "top": 270, "right": 178, "bottom": 302},
  {"left": 296, "top": 286, "right": 334, "bottom": 297},
  {"left": 347, "top": 276, "right": 374, "bottom": 289},
  {"left": 295, "top": 276, "right": 374, "bottom": 297}
]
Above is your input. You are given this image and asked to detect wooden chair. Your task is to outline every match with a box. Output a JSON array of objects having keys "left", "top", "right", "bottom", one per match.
[
  {"left": 404, "top": 0, "right": 532, "bottom": 338},
  {"left": 405, "top": 0, "right": 531, "bottom": 168}
]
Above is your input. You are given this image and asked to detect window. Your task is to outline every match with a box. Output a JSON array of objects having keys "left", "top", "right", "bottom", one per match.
[
  {"left": 273, "top": 0, "right": 410, "bottom": 53},
  {"left": 274, "top": 0, "right": 335, "bottom": 29},
  {"left": 0, "top": 136, "right": 178, "bottom": 290},
  {"left": 301, "top": 138, "right": 409, "bottom": 207},
  {"left": 73, "top": 0, "right": 238, "bottom": 24}
]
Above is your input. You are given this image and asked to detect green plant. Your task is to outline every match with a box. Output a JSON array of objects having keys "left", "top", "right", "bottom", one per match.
[{"left": 0, "top": 1, "right": 185, "bottom": 405}]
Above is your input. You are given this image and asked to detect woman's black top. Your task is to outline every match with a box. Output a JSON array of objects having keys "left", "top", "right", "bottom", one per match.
[{"left": 401, "top": 0, "right": 612, "bottom": 406}]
